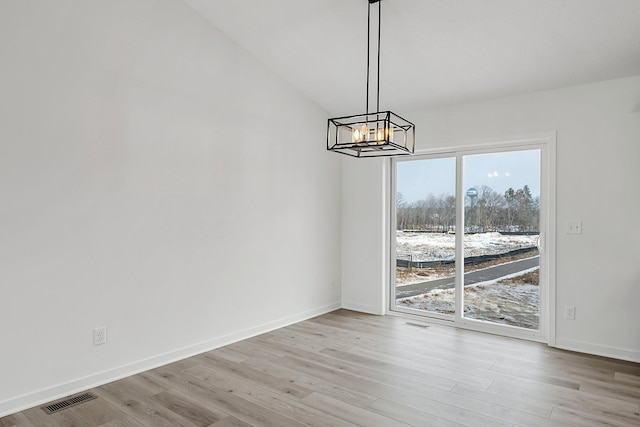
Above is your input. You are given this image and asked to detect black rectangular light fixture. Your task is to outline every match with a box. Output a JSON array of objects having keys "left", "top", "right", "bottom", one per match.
[
  {"left": 327, "top": 111, "right": 415, "bottom": 158},
  {"left": 327, "top": 0, "right": 415, "bottom": 158}
]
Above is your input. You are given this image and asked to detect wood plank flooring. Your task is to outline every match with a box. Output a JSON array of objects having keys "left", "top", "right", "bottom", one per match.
[{"left": 2, "top": 310, "right": 639, "bottom": 426}]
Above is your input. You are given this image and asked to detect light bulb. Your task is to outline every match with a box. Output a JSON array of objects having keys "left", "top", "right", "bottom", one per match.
[
  {"left": 361, "top": 124, "right": 369, "bottom": 142},
  {"left": 352, "top": 128, "right": 361, "bottom": 142},
  {"left": 376, "top": 128, "right": 384, "bottom": 142}
]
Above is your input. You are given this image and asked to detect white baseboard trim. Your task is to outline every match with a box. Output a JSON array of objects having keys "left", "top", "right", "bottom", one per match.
[
  {"left": 0, "top": 301, "right": 341, "bottom": 418},
  {"left": 554, "top": 338, "right": 640, "bottom": 363},
  {"left": 341, "top": 300, "right": 384, "bottom": 315}
]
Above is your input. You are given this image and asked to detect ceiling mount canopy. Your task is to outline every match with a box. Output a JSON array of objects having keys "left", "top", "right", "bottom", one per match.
[{"left": 327, "top": 0, "right": 415, "bottom": 158}]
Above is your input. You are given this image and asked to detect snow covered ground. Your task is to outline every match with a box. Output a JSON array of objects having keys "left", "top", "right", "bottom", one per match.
[
  {"left": 395, "top": 232, "right": 541, "bottom": 330},
  {"left": 395, "top": 231, "right": 538, "bottom": 286},
  {"left": 397, "top": 267, "right": 540, "bottom": 330},
  {"left": 396, "top": 231, "right": 538, "bottom": 261}
]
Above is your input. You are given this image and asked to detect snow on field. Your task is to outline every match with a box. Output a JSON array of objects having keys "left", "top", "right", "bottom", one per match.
[
  {"left": 396, "top": 231, "right": 538, "bottom": 261},
  {"left": 395, "top": 232, "right": 541, "bottom": 329},
  {"left": 397, "top": 267, "right": 540, "bottom": 329}
]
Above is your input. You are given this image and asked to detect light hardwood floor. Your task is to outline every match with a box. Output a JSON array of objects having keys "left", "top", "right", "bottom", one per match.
[{"left": 2, "top": 310, "right": 639, "bottom": 426}]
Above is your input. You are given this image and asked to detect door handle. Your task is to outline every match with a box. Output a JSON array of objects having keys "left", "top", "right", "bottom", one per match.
[{"left": 536, "top": 233, "right": 544, "bottom": 254}]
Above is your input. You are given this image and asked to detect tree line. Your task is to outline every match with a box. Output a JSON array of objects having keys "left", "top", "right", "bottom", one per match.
[{"left": 397, "top": 185, "right": 539, "bottom": 232}]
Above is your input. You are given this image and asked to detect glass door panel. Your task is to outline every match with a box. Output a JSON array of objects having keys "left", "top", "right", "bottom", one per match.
[
  {"left": 462, "top": 150, "right": 541, "bottom": 330},
  {"left": 394, "top": 157, "right": 457, "bottom": 317}
]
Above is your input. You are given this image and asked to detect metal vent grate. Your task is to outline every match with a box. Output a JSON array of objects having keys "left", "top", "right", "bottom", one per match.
[
  {"left": 405, "top": 322, "right": 430, "bottom": 329},
  {"left": 41, "top": 392, "right": 98, "bottom": 414}
]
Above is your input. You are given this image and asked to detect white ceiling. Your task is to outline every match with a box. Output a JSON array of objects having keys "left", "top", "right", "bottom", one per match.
[{"left": 183, "top": 0, "right": 640, "bottom": 116}]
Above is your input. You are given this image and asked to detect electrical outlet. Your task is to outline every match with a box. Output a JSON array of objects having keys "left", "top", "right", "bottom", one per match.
[
  {"left": 564, "top": 306, "right": 576, "bottom": 320},
  {"left": 567, "top": 221, "right": 582, "bottom": 234},
  {"left": 93, "top": 327, "right": 107, "bottom": 346}
]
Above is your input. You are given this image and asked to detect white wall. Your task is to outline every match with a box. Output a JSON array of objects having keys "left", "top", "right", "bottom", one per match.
[
  {"left": 0, "top": 0, "right": 341, "bottom": 415},
  {"left": 342, "top": 76, "right": 640, "bottom": 362},
  {"left": 341, "top": 158, "right": 388, "bottom": 314}
]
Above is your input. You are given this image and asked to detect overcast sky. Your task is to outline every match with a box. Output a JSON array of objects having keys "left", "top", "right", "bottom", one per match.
[{"left": 397, "top": 149, "right": 540, "bottom": 203}]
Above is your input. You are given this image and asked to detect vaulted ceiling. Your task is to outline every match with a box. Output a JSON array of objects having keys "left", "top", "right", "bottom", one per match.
[{"left": 184, "top": 0, "right": 640, "bottom": 116}]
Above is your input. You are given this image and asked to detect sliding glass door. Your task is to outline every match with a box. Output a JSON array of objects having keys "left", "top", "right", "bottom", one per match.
[
  {"left": 394, "top": 156, "right": 457, "bottom": 319},
  {"left": 461, "top": 150, "right": 541, "bottom": 330},
  {"left": 391, "top": 142, "right": 550, "bottom": 340}
]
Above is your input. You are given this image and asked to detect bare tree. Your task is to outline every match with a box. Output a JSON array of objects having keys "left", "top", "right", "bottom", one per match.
[{"left": 397, "top": 185, "right": 538, "bottom": 233}]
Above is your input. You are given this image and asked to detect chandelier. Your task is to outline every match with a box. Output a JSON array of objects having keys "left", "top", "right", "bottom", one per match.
[{"left": 327, "top": 0, "right": 415, "bottom": 158}]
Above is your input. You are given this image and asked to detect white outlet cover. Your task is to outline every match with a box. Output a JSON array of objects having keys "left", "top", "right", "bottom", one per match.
[{"left": 567, "top": 221, "right": 582, "bottom": 234}]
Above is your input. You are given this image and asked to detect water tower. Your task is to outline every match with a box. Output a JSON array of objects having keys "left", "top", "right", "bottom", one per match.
[{"left": 466, "top": 187, "right": 478, "bottom": 207}]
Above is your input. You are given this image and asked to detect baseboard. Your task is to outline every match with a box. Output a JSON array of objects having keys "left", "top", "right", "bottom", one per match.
[
  {"left": 0, "top": 301, "right": 341, "bottom": 418},
  {"left": 341, "top": 300, "right": 384, "bottom": 315},
  {"left": 554, "top": 338, "right": 640, "bottom": 363}
]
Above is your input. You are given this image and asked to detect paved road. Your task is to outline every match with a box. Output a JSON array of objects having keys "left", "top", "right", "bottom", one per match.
[{"left": 396, "top": 256, "right": 539, "bottom": 299}]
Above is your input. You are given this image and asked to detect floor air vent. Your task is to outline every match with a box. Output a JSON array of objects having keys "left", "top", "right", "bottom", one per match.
[
  {"left": 405, "top": 322, "right": 430, "bottom": 329},
  {"left": 41, "top": 392, "right": 98, "bottom": 414}
]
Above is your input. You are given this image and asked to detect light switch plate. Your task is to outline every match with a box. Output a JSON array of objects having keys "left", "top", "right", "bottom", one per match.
[
  {"left": 564, "top": 306, "right": 576, "bottom": 320},
  {"left": 93, "top": 327, "right": 107, "bottom": 346}
]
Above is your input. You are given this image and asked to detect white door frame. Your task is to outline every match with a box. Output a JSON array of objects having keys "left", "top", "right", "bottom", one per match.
[{"left": 388, "top": 132, "right": 556, "bottom": 344}]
